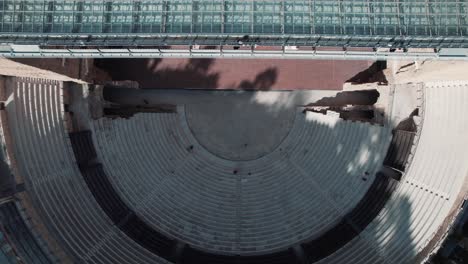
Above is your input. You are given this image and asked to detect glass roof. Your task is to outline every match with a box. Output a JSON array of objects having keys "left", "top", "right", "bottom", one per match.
[{"left": 0, "top": 0, "right": 466, "bottom": 47}]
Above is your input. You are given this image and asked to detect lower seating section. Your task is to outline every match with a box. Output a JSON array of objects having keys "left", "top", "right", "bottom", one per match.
[
  {"left": 90, "top": 108, "right": 392, "bottom": 255},
  {"left": 0, "top": 201, "right": 51, "bottom": 264},
  {"left": 80, "top": 162, "right": 305, "bottom": 264},
  {"left": 71, "top": 128, "right": 301, "bottom": 263},
  {"left": 77, "top": 166, "right": 402, "bottom": 264},
  {"left": 384, "top": 130, "right": 416, "bottom": 171},
  {"left": 73, "top": 133, "right": 399, "bottom": 263}
]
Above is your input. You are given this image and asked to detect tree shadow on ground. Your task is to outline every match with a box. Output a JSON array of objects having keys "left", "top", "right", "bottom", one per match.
[
  {"left": 237, "top": 68, "right": 277, "bottom": 90},
  {"left": 347, "top": 61, "right": 388, "bottom": 85},
  {"left": 306, "top": 89, "right": 380, "bottom": 107},
  {"left": 394, "top": 108, "right": 419, "bottom": 132},
  {"left": 95, "top": 58, "right": 219, "bottom": 89},
  {"left": 94, "top": 59, "right": 278, "bottom": 90}
]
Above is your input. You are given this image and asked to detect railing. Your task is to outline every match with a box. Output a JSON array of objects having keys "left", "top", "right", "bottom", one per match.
[{"left": 1, "top": 45, "right": 467, "bottom": 60}]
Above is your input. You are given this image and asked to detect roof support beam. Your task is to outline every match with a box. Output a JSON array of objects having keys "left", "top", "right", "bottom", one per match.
[
  {"left": 132, "top": 0, "right": 141, "bottom": 33},
  {"left": 309, "top": 0, "right": 315, "bottom": 34},
  {"left": 221, "top": 0, "right": 225, "bottom": 34},
  {"left": 15, "top": 0, "right": 26, "bottom": 32},
  {"left": 162, "top": 0, "right": 169, "bottom": 33},
  {"left": 338, "top": 0, "right": 345, "bottom": 35},
  {"left": 103, "top": 1, "right": 112, "bottom": 33},
  {"left": 45, "top": 1, "right": 54, "bottom": 33},
  {"left": 395, "top": 0, "right": 406, "bottom": 36},
  {"left": 425, "top": 0, "right": 434, "bottom": 36},
  {"left": 456, "top": 0, "right": 463, "bottom": 36},
  {"left": 250, "top": 0, "right": 254, "bottom": 34},
  {"left": 367, "top": 0, "right": 376, "bottom": 36},
  {"left": 191, "top": 0, "right": 197, "bottom": 34},
  {"left": 280, "top": 0, "right": 285, "bottom": 34},
  {"left": 73, "top": 1, "right": 84, "bottom": 33}
]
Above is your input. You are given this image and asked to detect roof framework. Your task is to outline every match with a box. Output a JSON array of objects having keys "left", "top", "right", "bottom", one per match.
[{"left": 0, "top": 0, "right": 467, "bottom": 48}]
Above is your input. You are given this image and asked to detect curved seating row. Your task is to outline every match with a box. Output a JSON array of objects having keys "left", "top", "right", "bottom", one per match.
[
  {"left": 4, "top": 77, "right": 171, "bottom": 264},
  {"left": 89, "top": 106, "right": 392, "bottom": 254}
]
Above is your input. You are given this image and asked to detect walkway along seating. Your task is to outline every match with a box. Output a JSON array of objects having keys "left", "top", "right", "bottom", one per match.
[
  {"left": 69, "top": 131, "right": 97, "bottom": 166},
  {"left": 384, "top": 130, "right": 416, "bottom": 172},
  {"left": 80, "top": 163, "right": 177, "bottom": 262},
  {"left": 301, "top": 172, "right": 399, "bottom": 263}
]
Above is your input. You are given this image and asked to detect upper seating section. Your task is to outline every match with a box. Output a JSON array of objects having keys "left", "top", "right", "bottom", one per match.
[
  {"left": 90, "top": 107, "right": 392, "bottom": 255},
  {"left": 3, "top": 77, "right": 172, "bottom": 263},
  {"left": 313, "top": 82, "right": 468, "bottom": 264},
  {"left": 0, "top": 0, "right": 466, "bottom": 48}
]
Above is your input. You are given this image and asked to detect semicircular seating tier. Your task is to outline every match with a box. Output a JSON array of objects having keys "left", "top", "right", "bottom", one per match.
[
  {"left": 89, "top": 106, "right": 392, "bottom": 255},
  {"left": 3, "top": 77, "right": 468, "bottom": 264}
]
